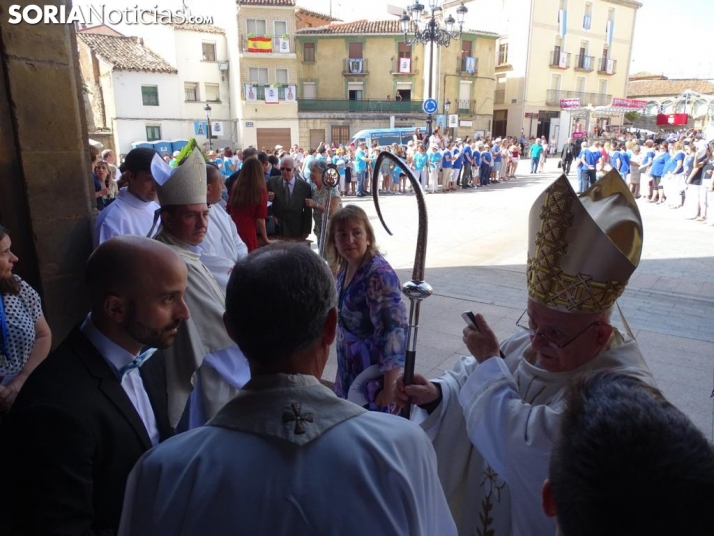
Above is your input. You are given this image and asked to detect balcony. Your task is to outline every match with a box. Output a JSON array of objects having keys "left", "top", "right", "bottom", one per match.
[
  {"left": 298, "top": 99, "right": 424, "bottom": 113},
  {"left": 390, "top": 57, "right": 418, "bottom": 76},
  {"left": 598, "top": 58, "right": 617, "bottom": 75},
  {"left": 240, "top": 35, "right": 293, "bottom": 54},
  {"left": 550, "top": 51, "right": 571, "bottom": 69},
  {"left": 456, "top": 56, "right": 478, "bottom": 75},
  {"left": 343, "top": 58, "right": 369, "bottom": 76},
  {"left": 494, "top": 89, "right": 505, "bottom": 105},
  {"left": 574, "top": 54, "right": 595, "bottom": 72},
  {"left": 244, "top": 84, "right": 295, "bottom": 101},
  {"left": 457, "top": 99, "right": 477, "bottom": 114},
  {"left": 545, "top": 89, "right": 612, "bottom": 107}
]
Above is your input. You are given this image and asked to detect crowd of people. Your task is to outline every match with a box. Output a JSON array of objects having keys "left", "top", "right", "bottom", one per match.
[{"left": 0, "top": 133, "right": 713, "bottom": 535}]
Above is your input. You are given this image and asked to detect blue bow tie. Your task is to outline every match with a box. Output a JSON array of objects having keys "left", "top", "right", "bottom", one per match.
[{"left": 118, "top": 348, "right": 157, "bottom": 380}]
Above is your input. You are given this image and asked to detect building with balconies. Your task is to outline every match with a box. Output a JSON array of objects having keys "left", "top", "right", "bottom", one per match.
[
  {"left": 294, "top": 18, "right": 497, "bottom": 148},
  {"left": 490, "top": 0, "right": 640, "bottom": 140}
]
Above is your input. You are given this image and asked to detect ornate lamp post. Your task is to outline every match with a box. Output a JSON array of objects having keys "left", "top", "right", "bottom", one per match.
[
  {"left": 444, "top": 97, "right": 451, "bottom": 134},
  {"left": 400, "top": 0, "right": 467, "bottom": 140},
  {"left": 203, "top": 103, "right": 212, "bottom": 151}
]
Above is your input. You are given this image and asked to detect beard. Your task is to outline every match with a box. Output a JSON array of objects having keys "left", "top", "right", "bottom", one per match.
[{"left": 124, "top": 303, "right": 182, "bottom": 350}]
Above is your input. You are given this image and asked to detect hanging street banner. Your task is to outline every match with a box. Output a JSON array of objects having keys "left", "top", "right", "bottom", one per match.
[
  {"left": 560, "top": 98, "right": 581, "bottom": 109},
  {"left": 265, "top": 87, "right": 279, "bottom": 104},
  {"left": 610, "top": 98, "right": 648, "bottom": 109}
]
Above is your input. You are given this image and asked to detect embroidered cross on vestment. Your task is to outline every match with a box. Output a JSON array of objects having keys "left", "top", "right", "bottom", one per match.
[{"left": 282, "top": 402, "right": 314, "bottom": 434}]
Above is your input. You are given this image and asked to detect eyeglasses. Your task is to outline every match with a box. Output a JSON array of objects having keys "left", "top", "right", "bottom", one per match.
[
  {"left": 515, "top": 309, "right": 605, "bottom": 350},
  {"left": 280, "top": 167, "right": 292, "bottom": 171}
]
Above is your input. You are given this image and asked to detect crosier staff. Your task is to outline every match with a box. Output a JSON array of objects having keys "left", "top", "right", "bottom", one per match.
[{"left": 371, "top": 151, "right": 432, "bottom": 419}]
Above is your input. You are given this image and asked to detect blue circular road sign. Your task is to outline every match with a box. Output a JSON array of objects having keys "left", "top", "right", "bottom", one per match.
[{"left": 423, "top": 98, "right": 438, "bottom": 114}]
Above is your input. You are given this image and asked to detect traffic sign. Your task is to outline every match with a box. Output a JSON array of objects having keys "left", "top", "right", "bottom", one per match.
[{"left": 423, "top": 98, "right": 438, "bottom": 114}]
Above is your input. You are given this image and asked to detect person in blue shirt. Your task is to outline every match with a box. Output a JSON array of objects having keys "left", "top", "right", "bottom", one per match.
[
  {"left": 471, "top": 143, "right": 481, "bottom": 181},
  {"left": 412, "top": 144, "right": 428, "bottom": 191},
  {"left": 427, "top": 145, "right": 442, "bottom": 193},
  {"left": 460, "top": 140, "right": 473, "bottom": 188},
  {"left": 649, "top": 142, "right": 670, "bottom": 204},
  {"left": 613, "top": 142, "right": 630, "bottom": 180},
  {"left": 530, "top": 140, "right": 543, "bottom": 174},
  {"left": 578, "top": 141, "right": 601, "bottom": 192},
  {"left": 638, "top": 140, "right": 657, "bottom": 201},
  {"left": 662, "top": 141, "right": 686, "bottom": 208},
  {"left": 479, "top": 144, "right": 492, "bottom": 187},
  {"left": 451, "top": 141, "right": 463, "bottom": 190},
  {"left": 441, "top": 143, "right": 454, "bottom": 192},
  {"left": 491, "top": 143, "right": 502, "bottom": 183},
  {"left": 354, "top": 142, "right": 370, "bottom": 197}
]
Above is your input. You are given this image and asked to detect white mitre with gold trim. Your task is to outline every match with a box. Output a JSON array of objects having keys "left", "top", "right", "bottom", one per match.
[
  {"left": 150, "top": 147, "right": 207, "bottom": 206},
  {"left": 526, "top": 170, "right": 643, "bottom": 313}
]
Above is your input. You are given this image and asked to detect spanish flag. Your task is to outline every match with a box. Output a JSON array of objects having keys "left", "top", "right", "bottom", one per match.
[{"left": 248, "top": 36, "right": 272, "bottom": 53}]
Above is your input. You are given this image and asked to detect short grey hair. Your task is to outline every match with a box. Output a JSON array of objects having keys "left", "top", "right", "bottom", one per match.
[{"left": 309, "top": 159, "right": 329, "bottom": 174}]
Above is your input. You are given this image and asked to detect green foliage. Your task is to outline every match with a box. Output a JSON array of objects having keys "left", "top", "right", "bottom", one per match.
[
  {"left": 170, "top": 138, "right": 209, "bottom": 168},
  {"left": 624, "top": 111, "right": 641, "bottom": 123}
]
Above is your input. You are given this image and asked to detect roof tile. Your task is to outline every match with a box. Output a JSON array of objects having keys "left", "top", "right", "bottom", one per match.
[
  {"left": 296, "top": 19, "right": 497, "bottom": 36},
  {"left": 171, "top": 23, "right": 226, "bottom": 34},
  {"left": 627, "top": 78, "right": 714, "bottom": 98},
  {"left": 295, "top": 7, "right": 340, "bottom": 22},
  {"left": 78, "top": 33, "right": 178, "bottom": 74}
]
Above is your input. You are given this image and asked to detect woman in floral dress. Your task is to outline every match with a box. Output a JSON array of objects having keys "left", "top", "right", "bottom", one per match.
[{"left": 325, "top": 205, "right": 407, "bottom": 412}]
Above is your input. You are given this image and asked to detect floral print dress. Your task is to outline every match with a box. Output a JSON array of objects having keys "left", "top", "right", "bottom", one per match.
[{"left": 335, "top": 254, "right": 407, "bottom": 411}]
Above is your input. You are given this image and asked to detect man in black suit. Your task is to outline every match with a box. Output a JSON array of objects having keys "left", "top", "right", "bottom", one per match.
[
  {"left": 560, "top": 137, "right": 579, "bottom": 175},
  {"left": 0, "top": 235, "right": 188, "bottom": 535},
  {"left": 267, "top": 155, "right": 313, "bottom": 240}
]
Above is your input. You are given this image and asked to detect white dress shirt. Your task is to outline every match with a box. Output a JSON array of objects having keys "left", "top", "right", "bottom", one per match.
[{"left": 80, "top": 314, "right": 160, "bottom": 446}]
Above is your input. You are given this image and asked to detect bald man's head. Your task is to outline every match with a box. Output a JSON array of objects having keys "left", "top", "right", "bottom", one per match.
[{"left": 86, "top": 236, "right": 189, "bottom": 350}]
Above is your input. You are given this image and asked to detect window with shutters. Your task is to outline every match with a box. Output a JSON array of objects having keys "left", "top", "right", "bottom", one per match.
[
  {"left": 303, "top": 82, "right": 316, "bottom": 99},
  {"left": 184, "top": 82, "right": 199, "bottom": 102},
  {"left": 303, "top": 42, "right": 315, "bottom": 62},
  {"left": 141, "top": 86, "right": 159, "bottom": 106},
  {"left": 146, "top": 125, "right": 161, "bottom": 141},
  {"left": 202, "top": 42, "right": 216, "bottom": 61},
  {"left": 497, "top": 43, "right": 508, "bottom": 65},
  {"left": 247, "top": 19, "right": 267, "bottom": 35},
  {"left": 249, "top": 67, "right": 269, "bottom": 85},
  {"left": 348, "top": 42, "right": 363, "bottom": 59},
  {"left": 205, "top": 83, "right": 220, "bottom": 102},
  {"left": 276, "top": 68, "right": 288, "bottom": 85}
]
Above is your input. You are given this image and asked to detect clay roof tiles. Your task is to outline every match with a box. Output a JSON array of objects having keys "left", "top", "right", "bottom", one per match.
[
  {"left": 627, "top": 78, "right": 714, "bottom": 98},
  {"left": 296, "top": 20, "right": 498, "bottom": 36},
  {"left": 78, "top": 33, "right": 177, "bottom": 74},
  {"left": 295, "top": 7, "right": 341, "bottom": 22},
  {"left": 171, "top": 23, "right": 226, "bottom": 34}
]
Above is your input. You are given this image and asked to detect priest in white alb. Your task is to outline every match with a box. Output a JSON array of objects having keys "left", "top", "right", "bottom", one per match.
[
  {"left": 119, "top": 243, "right": 457, "bottom": 536},
  {"left": 150, "top": 148, "right": 250, "bottom": 430},
  {"left": 395, "top": 170, "right": 656, "bottom": 535}
]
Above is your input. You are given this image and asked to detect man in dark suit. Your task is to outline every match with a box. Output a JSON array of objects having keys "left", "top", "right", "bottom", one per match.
[
  {"left": 267, "top": 155, "right": 313, "bottom": 240},
  {"left": 0, "top": 235, "right": 188, "bottom": 535},
  {"left": 560, "top": 137, "right": 579, "bottom": 175}
]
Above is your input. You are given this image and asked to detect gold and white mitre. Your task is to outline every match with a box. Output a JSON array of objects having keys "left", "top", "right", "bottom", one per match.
[
  {"left": 151, "top": 147, "right": 207, "bottom": 206},
  {"left": 526, "top": 170, "right": 643, "bottom": 313}
]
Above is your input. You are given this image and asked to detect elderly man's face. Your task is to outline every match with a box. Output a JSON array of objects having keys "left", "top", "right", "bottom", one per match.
[
  {"left": 280, "top": 159, "right": 295, "bottom": 180},
  {"left": 163, "top": 204, "right": 209, "bottom": 246},
  {"left": 524, "top": 299, "right": 611, "bottom": 373}
]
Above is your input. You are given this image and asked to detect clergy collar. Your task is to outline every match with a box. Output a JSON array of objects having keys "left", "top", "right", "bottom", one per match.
[
  {"left": 208, "top": 373, "right": 366, "bottom": 447},
  {"left": 80, "top": 313, "right": 140, "bottom": 376},
  {"left": 120, "top": 187, "right": 156, "bottom": 208}
]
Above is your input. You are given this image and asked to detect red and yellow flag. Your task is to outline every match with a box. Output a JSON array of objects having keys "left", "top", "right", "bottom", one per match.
[{"left": 247, "top": 36, "right": 272, "bottom": 53}]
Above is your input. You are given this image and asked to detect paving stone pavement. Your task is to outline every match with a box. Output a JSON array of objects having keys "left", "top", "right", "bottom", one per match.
[{"left": 320, "top": 157, "right": 714, "bottom": 439}]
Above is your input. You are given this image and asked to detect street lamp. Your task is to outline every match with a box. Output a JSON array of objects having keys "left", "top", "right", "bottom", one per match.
[
  {"left": 401, "top": 1, "right": 467, "bottom": 140},
  {"left": 444, "top": 98, "right": 451, "bottom": 114},
  {"left": 203, "top": 103, "right": 212, "bottom": 151}
]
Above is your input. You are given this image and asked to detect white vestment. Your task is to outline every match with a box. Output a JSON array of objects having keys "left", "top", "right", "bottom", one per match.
[
  {"left": 93, "top": 188, "right": 160, "bottom": 247},
  {"left": 119, "top": 374, "right": 457, "bottom": 536},
  {"left": 199, "top": 204, "right": 248, "bottom": 291},
  {"left": 154, "top": 230, "right": 250, "bottom": 430},
  {"left": 413, "top": 329, "right": 654, "bottom": 536}
]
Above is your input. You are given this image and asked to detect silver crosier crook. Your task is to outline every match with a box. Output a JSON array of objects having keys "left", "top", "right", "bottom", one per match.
[{"left": 371, "top": 151, "right": 432, "bottom": 419}]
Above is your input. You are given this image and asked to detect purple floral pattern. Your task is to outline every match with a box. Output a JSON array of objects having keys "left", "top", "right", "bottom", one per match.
[{"left": 334, "top": 254, "right": 407, "bottom": 411}]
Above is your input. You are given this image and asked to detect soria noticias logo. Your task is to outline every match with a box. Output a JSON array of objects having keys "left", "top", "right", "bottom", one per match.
[{"left": 7, "top": 5, "right": 214, "bottom": 25}]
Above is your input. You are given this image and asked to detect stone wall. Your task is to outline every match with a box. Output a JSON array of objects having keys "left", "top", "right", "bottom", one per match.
[{"left": 0, "top": 3, "right": 95, "bottom": 343}]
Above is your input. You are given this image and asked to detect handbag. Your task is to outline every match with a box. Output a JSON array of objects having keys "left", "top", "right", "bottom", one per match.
[{"left": 557, "top": 160, "right": 562, "bottom": 169}]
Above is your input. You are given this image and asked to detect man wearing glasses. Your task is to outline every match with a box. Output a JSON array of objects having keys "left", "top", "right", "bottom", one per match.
[
  {"left": 394, "top": 170, "right": 655, "bottom": 536},
  {"left": 267, "top": 156, "right": 313, "bottom": 240}
]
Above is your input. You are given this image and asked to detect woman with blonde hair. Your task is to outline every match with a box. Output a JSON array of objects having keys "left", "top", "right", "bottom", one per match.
[
  {"left": 227, "top": 158, "right": 272, "bottom": 252},
  {"left": 325, "top": 205, "right": 407, "bottom": 412}
]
